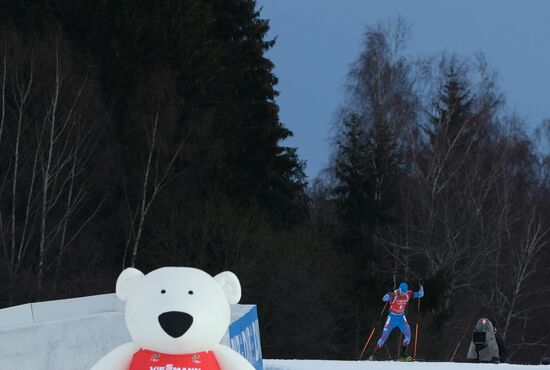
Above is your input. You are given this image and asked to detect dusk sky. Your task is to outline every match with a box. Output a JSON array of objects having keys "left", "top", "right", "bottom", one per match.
[{"left": 257, "top": 0, "right": 550, "bottom": 180}]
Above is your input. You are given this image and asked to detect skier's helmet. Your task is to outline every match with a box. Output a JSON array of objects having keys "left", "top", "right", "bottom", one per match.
[{"left": 399, "top": 282, "right": 408, "bottom": 294}]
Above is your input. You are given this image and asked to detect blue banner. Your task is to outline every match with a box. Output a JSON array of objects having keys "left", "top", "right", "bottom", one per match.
[{"left": 228, "top": 306, "right": 263, "bottom": 370}]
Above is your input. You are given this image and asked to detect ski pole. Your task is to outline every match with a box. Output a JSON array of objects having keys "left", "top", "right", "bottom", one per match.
[
  {"left": 413, "top": 304, "right": 420, "bottom": 358},
  {"left": 358, "top": 300, "right": 389, "bottom": 359},
  {"left": 414, "top": 323, "right": 419, "bottom": 358},
  {"left": 379, "top": 299, "right": 389, "bottom": 317},
  {"left": 359, "top": 327, "right": 376, "bottom": 359},
  {"left": 414, "top": 281, "right": 422, "bottom": 359}
]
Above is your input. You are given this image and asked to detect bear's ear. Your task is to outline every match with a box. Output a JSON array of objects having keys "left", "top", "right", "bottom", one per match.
[
  {"left": 116, "top": 267, "right": 144, "bottom": 301},
  {"left": 214, "top": 271, "right": 242, "bottom": 304}
]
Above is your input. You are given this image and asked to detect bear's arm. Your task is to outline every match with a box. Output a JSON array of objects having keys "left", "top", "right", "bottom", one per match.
[
  {"left": 91, "top": 342, "right": 140, "bottom": 370},
  {"left": 213, "top": 344, "right": 255, "bottom": 370}
]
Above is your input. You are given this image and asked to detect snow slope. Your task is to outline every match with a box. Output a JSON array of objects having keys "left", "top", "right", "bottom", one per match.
[{"left": 264, "top": 360, "right": 539, "bottom": 370}]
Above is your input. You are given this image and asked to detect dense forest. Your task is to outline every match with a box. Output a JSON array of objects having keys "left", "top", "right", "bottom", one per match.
[{"left": 0, "top": 0, "right": 549, "bottom": 364}]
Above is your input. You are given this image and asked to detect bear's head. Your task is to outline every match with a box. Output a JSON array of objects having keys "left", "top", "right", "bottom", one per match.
[{"left": 116, "top": 267, "right": 241, "bottom": 354}]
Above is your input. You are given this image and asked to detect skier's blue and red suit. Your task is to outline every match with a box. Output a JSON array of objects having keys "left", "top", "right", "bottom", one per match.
[{"left": 375, "top": 284, "right": 424, "bottom": 350}]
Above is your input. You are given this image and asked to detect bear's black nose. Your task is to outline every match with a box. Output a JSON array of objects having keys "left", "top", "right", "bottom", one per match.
[{"left": 158, "top": 311, "right": 194, "bottom": 338}]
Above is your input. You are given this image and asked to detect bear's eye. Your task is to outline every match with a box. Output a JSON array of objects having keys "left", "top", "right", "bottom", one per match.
[
  {"left": 188, "top": 290, "right": 194, "bottom": 295},
  {"left": 161, "top": 290, "right": 166, "bottom": 294}
]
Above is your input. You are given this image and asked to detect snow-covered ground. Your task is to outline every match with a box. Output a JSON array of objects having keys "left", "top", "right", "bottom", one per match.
[{"left": 264, "top": 360, "right": 540, "bottom": 369}]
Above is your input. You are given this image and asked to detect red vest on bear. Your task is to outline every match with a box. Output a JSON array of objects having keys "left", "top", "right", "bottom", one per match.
[{"left": 129, "top": 349, "right": 221, "bottom": 370}]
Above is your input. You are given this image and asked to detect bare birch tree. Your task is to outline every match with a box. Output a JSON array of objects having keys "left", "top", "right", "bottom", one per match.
[
  {"left": 0, "top": 32, "right": 104, "bottom": 301},
  {"left": 121, "top": 69, "right": 186, "bottom": 268},
  {"left": 483, "top": 198, "right": 550, "bottom": 360},
  {"left": 123, "top": 106, "right": 185, "bottom": 268}
]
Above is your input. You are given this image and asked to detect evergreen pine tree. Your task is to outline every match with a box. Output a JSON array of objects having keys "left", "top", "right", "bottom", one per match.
[
  {"left": 428, "top": 66, "right": 475, "bottom": 152},
  {"left": 334, "top": 113, "right": 375, "bottom": 258},
  {"left": 60, "top": 0, "right": 308, "bottom": 225}
]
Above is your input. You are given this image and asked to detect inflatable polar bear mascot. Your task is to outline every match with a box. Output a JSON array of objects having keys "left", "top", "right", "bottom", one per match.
[{"left": 91, "top": 267, "right": 255, "bottom": 370}]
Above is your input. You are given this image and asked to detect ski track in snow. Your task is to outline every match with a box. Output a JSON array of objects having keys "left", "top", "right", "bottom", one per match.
[{"left": 264, "top": 360, "right": 540, "bottom": 369}]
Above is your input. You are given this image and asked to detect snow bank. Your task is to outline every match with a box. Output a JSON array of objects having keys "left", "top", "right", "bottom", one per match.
[
  {"left": 264, "top": 360, "right": 539, "bottom": 370},
  {"left": 0, "top": 294, "right": 128, "bottom": 370},
  {"left": 0, "top": 312, "right": 129, "bottom": 370}
]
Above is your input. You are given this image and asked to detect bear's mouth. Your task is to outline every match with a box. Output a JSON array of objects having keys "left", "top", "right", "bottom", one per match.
[{"left": 158, "top": 311, "right": 194, "bottom": 338}]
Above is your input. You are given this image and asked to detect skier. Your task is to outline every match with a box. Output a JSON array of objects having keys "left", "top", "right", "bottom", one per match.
[{"left": 369, "top": 281, "right": 424, "bottom": 361}]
